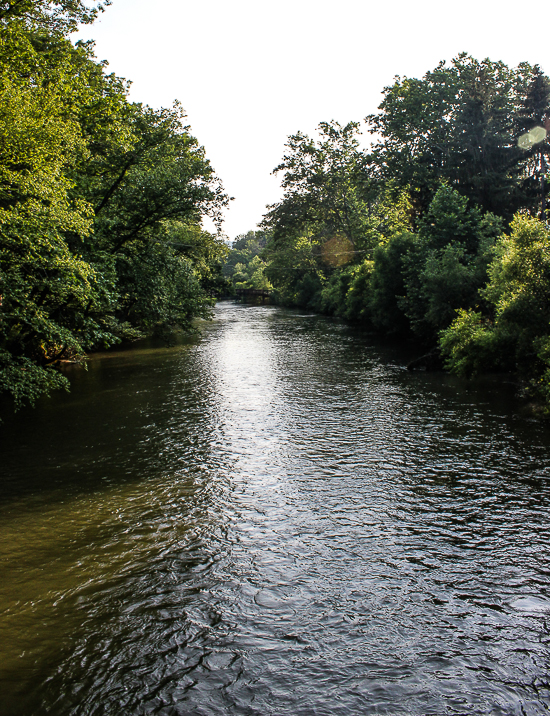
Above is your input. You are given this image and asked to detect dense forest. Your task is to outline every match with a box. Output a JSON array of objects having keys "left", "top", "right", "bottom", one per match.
[
  {"left": 223, "top": 230, "right": 271, "bottom": 291},
  {"left": 0, "top": 0, "right": 229, "bottom": 412},
  {"left": 229, "top": 56, "right": 550, "bottom": 412}
]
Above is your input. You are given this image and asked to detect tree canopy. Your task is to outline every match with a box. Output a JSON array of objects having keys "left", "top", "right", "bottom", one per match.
[
  {"left": 367, "top": 54, "right": 549, "bottom": 218},
  {"left": 250, "top": 53, "right": 550, "bottom": 411},
  {"left": 0, "top": 1, "right": 229, "bottom": 411}
]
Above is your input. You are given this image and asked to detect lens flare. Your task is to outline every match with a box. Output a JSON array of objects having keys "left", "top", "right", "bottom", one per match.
[
  {"left": 321, "top": 235, "right": 354, "bottom": 267},
  {"left": 518, "top": 126, "right": 547, "bottom": 149}
]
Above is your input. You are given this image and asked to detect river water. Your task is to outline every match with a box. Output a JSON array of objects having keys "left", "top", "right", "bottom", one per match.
[{"left": 1, "top": 302, "right": 550, "bottom": 715}]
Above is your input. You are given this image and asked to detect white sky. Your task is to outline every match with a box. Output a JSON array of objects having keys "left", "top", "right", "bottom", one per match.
[{"left": 78, "top": 0, "right": 550, "bottom": 240}]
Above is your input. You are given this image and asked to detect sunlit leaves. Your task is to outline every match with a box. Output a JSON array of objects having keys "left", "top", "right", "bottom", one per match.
[
  {"left": 0, "top": 10, "right": 230, "bottom": 412},
  {"left": 0, "top": 0, "right": 110, "bottom": 33},
  {"left": 441, "top": 215, "right": 550, "bottom": 397}
]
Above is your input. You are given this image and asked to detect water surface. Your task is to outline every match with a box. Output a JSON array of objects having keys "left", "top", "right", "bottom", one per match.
[{"left": 1, "top": 302, "right": 550, "bottom": 715}]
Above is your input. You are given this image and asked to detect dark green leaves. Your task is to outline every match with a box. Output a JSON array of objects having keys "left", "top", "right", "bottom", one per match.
[{"left": 0, "top": 8, "right": 229, "bottom": 413}]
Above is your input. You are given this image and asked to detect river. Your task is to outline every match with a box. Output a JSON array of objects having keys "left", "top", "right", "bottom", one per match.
[{"left": 1, "top": 302, "right": 550, "bottom": 715}]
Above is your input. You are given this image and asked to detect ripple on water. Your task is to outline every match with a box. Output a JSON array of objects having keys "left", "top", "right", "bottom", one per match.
[{"left": 0, "top": 302, "right": 550, "bottom": 715}]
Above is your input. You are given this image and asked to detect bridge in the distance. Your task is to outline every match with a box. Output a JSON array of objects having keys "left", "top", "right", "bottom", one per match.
[{"left": 235, "top": 288, "right": 272, "bottom": 302}]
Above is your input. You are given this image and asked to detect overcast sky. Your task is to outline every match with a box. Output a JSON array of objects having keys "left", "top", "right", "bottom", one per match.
[{"left": 78, "top": 0, "right": 550, "bottom": 240}]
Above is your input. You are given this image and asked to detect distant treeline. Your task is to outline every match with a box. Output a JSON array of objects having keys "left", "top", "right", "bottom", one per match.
[
  {"left": 227, "top": 55, "right": 550, "bottom": 412},
  {"left": 223, "top": 230, "right": 271, "bottom": 292},
  {"left": 0, "top": 0, "right": 230, "bottom": 412}
]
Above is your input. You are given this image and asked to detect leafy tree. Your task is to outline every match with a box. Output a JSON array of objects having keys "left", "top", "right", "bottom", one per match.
[
  {"left": 224, "top": 230, "right": 268, "bottom": 281},
  {"left": 264, "top": 120, "right": 374, "bottom": 252},
  {"left": 262, "top": 124, "right": 412, "bottom": 309},
  {"left": 440, "top": 215, "right": 550, "bottom": 393},
  {"left": 231, "top": 229, "right": 271, "bottom": 252},
  {"left": 367, "top": 55, "right": 545, "bottom": 218},
  {"left": 84, "top": 100, "right": 229, "bottom": 333},
  {"left": 515, "top": 67, "right": 550, "bottom": 217},
  {"left": 0, "top": 18, "right": 107, "bottom": 408},
  {"left": 0, "top": 5, "right": 230, "bottom": 412},
  {"left": 0, "top": 0, "right": 110, "bottom": 33},
  {"left": 439, "top": 309, "right": 509, "bottom": 377},
  {"left": 232, "top": 255, "right": 271, "bottom": 291},
  {"left": 223, "top": 230, "right": 271, "bottom": 292},
  {"left": 398, "top": 186, "right": 502, "bottom": 340},
  {"left": 369, "top": 232, "right": 415, "bottom": 334},
  {"left": 483, "top": 214, "right": 550, "bottom": 352},
  {"left": 342, "top": 260, "right": 375, "bottom": 322},
  {"left": 317, "top": 267, "right": 353, "bottom": 316},
  {"left": 265, "top": 233, "right": 321, "bottom": 306},
  {"left": 88, "top": 102, "right": 227, "bottom": 252}
]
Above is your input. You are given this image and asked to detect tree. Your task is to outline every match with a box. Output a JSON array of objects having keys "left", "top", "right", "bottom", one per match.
[
  {"left": 367, "top": 55, "right": 545, "bottom": 219},
  {"left": 0, "top": 7, "right": 230, "bottom": 411},
  {"left": 0, "top": 0, "right": 110, "bottom": 33},
  {"left": 399, "top": 185, "right": 502, "bottom": 341},
  {"left": 87, "top": 102, "right": 227, "bottom": 251},
  {"left": 368, "top": 232, "right": 415, "bottom": 334},
  {"left": 224, "top": 231, "right": 271, "bottom": 293},
  {"left": 262, "top": 121, "right": 404, "bottom": 307},
  {"left": 514, "top": 67, "right": 550, "bottom": 218},
  {"left": 0, "top": 18, "right": 107, "bottom": 408},
  {"left": 264, "top": 120, "right": 374, "bottom": 251},
  {"left": 265, "top": 233, "right": 322, "bottom": 306},
  {"left": 440, "top": 215, "right": 550, "bottom": 393}
]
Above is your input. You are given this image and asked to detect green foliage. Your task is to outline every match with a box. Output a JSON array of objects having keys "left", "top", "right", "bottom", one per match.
[
  {"left": 89, "top": 102, "right": 227, "bottom": 251},
  {"left": 0, "top": 6, "right": 229, "bottom": 412},
  {"left": 369, "top": 232, "right": 415, "bottom": 334},
  {"left": 223, "top": 231, "right": 272, "bottom": 291},
  {"left": 231, "top": 229, "right": 271, "bottom": 252},
  {"left": 441, "top": 216, "right": 550, "bottom": 399},
  {"left": 115, "top": 241, "right": 211, "bottom": 333},
  {"left": 367, "top": 55, "right": 546, "bottom": 218},
  {"left": 0, "top": 349, "right": 69, "bottom": 410},
  {"left": 265, "top": 233, "right": 321, "bottom": 306},
  {"left": 161, "top": 222, "right": 228, "bottom": 286},
  {"left": 232, "top": 255, "right": 271, "bottom": 291},
  {"left": 264, "top": 121, "right": 374, "bottom": 251},
  {"left": 0, "top": 0, "right": 110, "bottom": 33},
  {"left": 534, "top": 336, "right": 550, "bottom": 411},
  {"left": 224, "top": 230, "right": 271, "bottom": 292},
  {"left": 262, "top": 121, "right": 375, "bottom": 306},
  {"left": 483, "top": 215, "right": 550, "bottom": 336},
  {"left": 419, "top": 185, "right": 483, "bottom": 252},
  {"left": 261, "top": 120, "right": 413, "bottom": 311},
  {"left": 439, "top": 310, "right": 508, "bottom": 377},
  {"left": 318, "top": 267, "right": 353, "bottom": 316},
  {"left": 343, "top": 260, "right": 374, "bottom": 322},
  {"left": 0, "top": 16, "right": 113, "bottom": 405},
  {"left": 417, "top": 245, "right": 480, "bottom": 331},
  {"left": 398, "top": 186, "right": 502, "bottom": 340}
]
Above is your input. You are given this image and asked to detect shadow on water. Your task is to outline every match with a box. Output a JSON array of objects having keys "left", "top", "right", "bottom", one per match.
[
  {"left": 0, "top": 331, "right": 227, "bottom": 715},
  {"left": 0, "top": 331, "right": 213, "bottom": 504}
]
